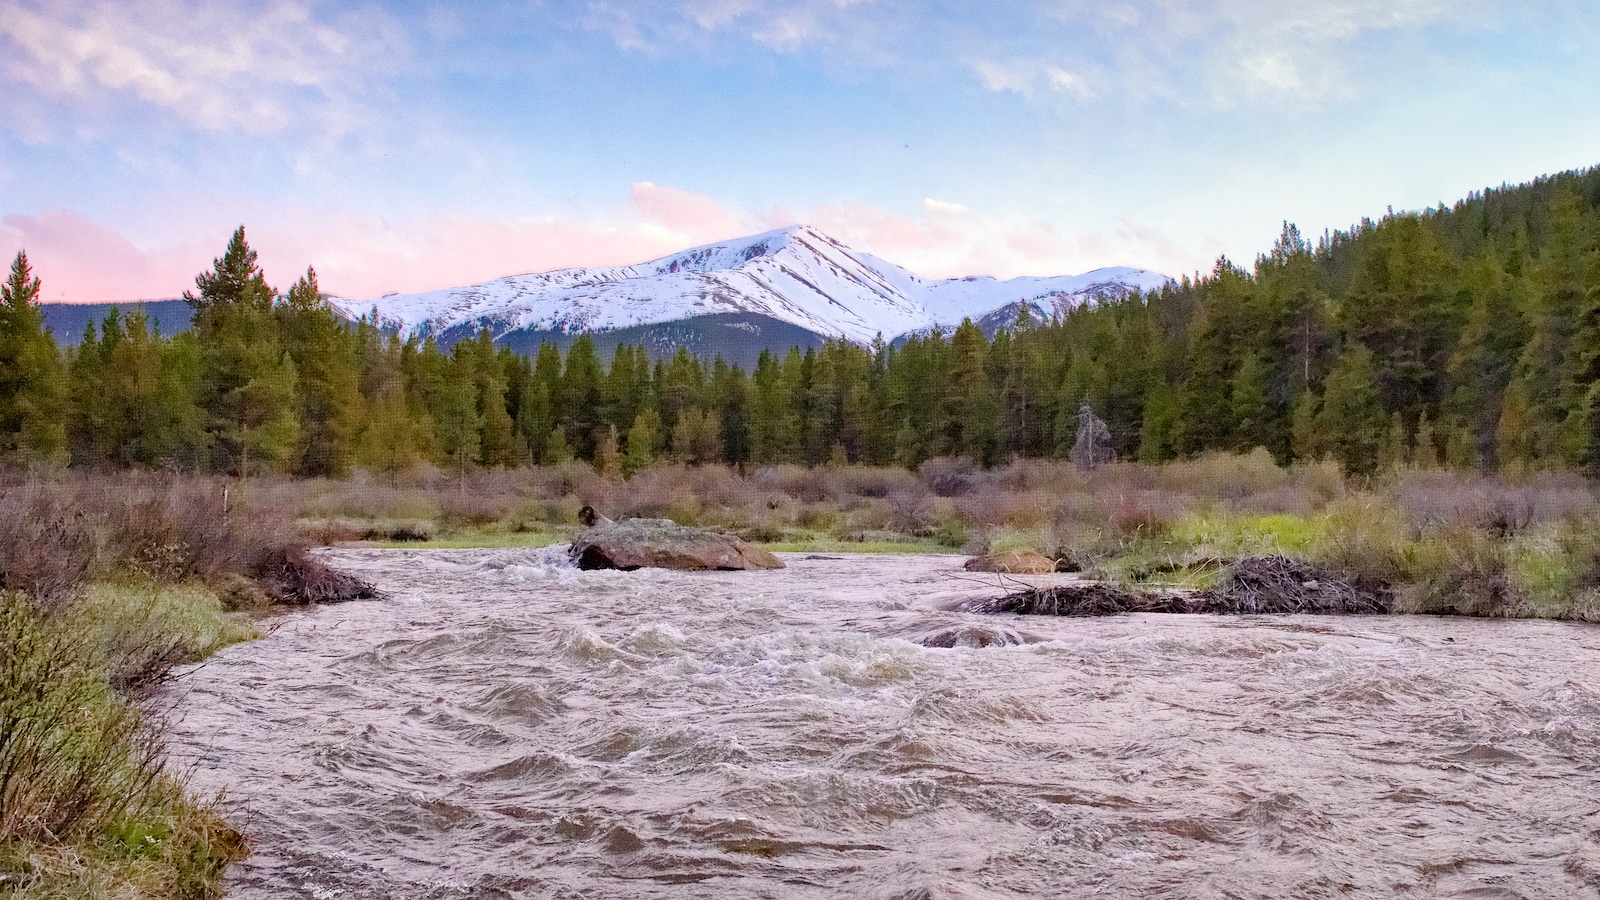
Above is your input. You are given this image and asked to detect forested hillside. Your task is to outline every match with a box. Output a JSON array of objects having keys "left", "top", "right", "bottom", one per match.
[{"left": 1, "top": 165, "right": 1597, "bottom": 478}]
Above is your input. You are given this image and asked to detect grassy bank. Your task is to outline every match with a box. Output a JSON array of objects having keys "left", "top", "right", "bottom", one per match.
[
  {"left": 282, "top": 453, "right": 1600, "bottom": 619},
  {"left": 0, "top": 472, "right": 372, "bottom": 898}
]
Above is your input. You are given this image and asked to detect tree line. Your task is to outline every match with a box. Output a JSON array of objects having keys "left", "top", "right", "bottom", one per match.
[{"left": 1, "top": 165, "right": 1598, "bottom": 478}]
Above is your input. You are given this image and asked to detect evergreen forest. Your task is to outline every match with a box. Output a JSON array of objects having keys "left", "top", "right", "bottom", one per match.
[{"left": 3, "top": 165, "right": 1600, "bottom": 479}]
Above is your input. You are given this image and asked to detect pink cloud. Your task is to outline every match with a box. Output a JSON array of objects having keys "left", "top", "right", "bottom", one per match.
[
  {"left": 0, "top": 210, "right": 207, "bottom": 302},
  {"left": 3, "top": 184, "right": 1217, "bottom": 304}
]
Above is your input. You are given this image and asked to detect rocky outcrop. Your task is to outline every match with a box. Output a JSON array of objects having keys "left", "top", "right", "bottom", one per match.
[
  {"left": 571, "top": 517, "right": 785, "bottom": 571},
  {"left": 963, "top": 549, "right": 1060, "bottom": 574}
]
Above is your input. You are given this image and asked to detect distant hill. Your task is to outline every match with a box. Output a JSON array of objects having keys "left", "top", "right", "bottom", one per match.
[{"left": 42, "top": 300, "right": 191, "bottom": 346}]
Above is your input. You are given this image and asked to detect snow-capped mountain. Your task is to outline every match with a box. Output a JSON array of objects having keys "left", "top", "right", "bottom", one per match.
[{"left": 327, "top": 225, "right": 1169, "bottom": 349}]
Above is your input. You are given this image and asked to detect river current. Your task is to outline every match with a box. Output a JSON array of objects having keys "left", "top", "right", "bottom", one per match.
[{"left": 164, "top": 548, "right": 1600, "bottom": 898}]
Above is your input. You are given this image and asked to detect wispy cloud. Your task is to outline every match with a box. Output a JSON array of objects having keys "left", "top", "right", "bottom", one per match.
[
  {"left": 575, "top": 0, "right": 1502, "bottom": 108},
  {"left": 0, "top": 0, "right": 406, "bottom": 136}
]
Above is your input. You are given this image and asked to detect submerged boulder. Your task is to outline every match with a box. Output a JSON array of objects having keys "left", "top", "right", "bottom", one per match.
[
  {"left": 571, "top": 516, "right": 785, "bottom": 571},
  {"left": 964, "top": 549, "right": 1060, "bottom": 574}
]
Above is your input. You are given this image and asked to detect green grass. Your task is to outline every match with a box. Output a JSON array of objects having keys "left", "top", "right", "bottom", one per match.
[
  {"left": 1, "top": 589, "right": 248, "bottom": 899},
  {"left": 67, "top": 581, "right": 258, "bottom": 688}
]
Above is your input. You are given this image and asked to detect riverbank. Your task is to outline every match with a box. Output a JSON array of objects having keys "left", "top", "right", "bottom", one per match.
[
  {"left": 0, "top": 473, "right": 373, "bottom": 898},
  {"left": 289, "top": 452, "right": 1600, "bottom": 620},
  {"left": 162, "top": 548, "right": 1600, "bottom": 898}
]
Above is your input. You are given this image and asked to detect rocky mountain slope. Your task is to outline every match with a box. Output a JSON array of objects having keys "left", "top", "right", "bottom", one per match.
[{"left": 327, "top": 225, "right": 1169, "bottom": 352}]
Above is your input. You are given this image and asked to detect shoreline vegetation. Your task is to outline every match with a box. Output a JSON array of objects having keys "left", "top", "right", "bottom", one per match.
[
  {"left": 0, "top": 473, "right": 374, "bottom": 898},
  {"left": 292, "top": 453, "right": 1600, "bottom": 622}
]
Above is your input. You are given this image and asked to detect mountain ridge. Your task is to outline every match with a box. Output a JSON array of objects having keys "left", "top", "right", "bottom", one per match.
[{"left": 326, "top": 224, "right": 1170, "bottom": 349}]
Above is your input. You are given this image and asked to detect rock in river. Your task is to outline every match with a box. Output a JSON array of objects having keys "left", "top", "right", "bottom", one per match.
[
  {"left": 964, "top": 548, "right": 1060, "bottom": 574},
  {"left": 571, "top": 517, "right": 785, "bottom": 571}
]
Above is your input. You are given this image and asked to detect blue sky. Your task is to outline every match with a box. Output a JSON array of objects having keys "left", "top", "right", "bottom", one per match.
[{"left": 2, "top": 0, "right": 1597, "bottom": 302}]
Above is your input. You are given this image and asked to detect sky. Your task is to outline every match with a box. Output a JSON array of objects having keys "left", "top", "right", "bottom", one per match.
[{"left": 1, "top": 0, "right": 1598, "bottom": 303}]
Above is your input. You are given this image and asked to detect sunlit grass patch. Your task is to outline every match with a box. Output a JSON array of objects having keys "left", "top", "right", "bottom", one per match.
[{"left": 67, "top": 580, "right": 258, "bottom": 690}]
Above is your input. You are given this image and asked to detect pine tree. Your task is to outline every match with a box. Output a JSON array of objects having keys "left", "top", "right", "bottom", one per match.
[
  {"left": 544, "top": 424, "right": 574, "bottom": 464},
  {"left": 185, "top": 227, "right": 299, "bottom": 474},
  {"left": 0, "top": 252, "right": 66, "bottom": 464},
  {"left": 433, "top": 357, "right": 482, "bottom": 476},
  {"left": 1316, "top": 346, "right": 1386, "bottom": 474},
  {"left": 1229, "top": 352, "right": 1274, "bottom": 453},
  {"left": 594, "top": 424, "right": 622, "bottom": 479},
  {"left": 354, "top": 332, "right": 428, "bottom": 481},
  {"left": 278, "top": 267, "right": 363, "bottom": 476},
  {"left": 66, "top": 320, "right": 110, "bottom": 467},
  {"left": 559, "top": 337, "right": 604, "bottom": 459},
  {"left": 1412, "top": 409, "right": 1439, "bottom": 468},
  {"left": 623, "top": 408, "right": 662, "bottom": 475}
]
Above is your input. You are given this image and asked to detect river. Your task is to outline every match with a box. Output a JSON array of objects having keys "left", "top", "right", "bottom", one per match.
[{"left": 163, "top": 548, "right": 1600, "bottom": 898}]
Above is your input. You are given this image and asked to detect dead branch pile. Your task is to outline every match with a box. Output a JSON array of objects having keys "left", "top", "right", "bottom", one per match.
[
  {"left": 971, "top": 556, "right": 1391, "bottom": 617},
  {"left": 256, "top": 548, "right": 385, "bottom": 604},
  {"left": 1198, "top": 555, "right": 1392, "bottom": 615},
  {"left": 966, "top": 582, "right": 1188, "bottom": 616}
]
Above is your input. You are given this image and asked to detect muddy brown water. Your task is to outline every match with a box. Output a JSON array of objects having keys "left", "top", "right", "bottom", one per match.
[{"left": 162, "top": 548, "right": 1600, "bottom": 898}]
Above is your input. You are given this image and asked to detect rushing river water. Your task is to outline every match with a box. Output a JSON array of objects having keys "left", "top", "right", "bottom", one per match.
[{"left": 164, "top": 548, "right": 1600, "bottom": 899}]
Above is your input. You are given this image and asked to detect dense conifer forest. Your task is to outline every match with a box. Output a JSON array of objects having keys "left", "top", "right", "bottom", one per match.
[{"left": 2, "top": 165, "right": 1598, "bottom": 478}]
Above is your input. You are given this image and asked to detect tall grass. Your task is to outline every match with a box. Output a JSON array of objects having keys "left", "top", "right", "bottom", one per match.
[{"left": 0, "top": 591, "right": 246, "bottom": 897}]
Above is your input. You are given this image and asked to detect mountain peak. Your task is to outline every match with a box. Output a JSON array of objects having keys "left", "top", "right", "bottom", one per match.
[{"left": 327, "top": 226, "right": 1170, "bottom": 348}]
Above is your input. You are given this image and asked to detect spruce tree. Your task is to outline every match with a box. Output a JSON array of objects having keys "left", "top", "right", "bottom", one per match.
[
  {"left": 623, "top": 408, "right": 662, "bottom": 475},
  {"left": 0, "top": 252, "right": 66, "bottom": 464},
  {"left": 594, "top": 424, "right": 622, "bottom": 479},
  {"left": 278, "top": 267, "right": 363, "bottom": 476},
  {"left": 184, "top": 227, "right": 299, "bottom": 474},
  {"left": 1316, "top": 346, "right": 1386, "bottom": 474}
]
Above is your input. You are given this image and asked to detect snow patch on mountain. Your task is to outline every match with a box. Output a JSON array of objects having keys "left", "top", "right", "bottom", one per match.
[{"left": 327, "top": 225, "right": 1170, "bottom": 346}]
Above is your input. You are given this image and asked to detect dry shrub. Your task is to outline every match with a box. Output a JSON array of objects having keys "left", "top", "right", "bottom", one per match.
[
  {"left": 1100, "top": 489, "right": 1186, "bottom": 537},
  {"left": 992, "top": 458, "right": 1085, "bottom": 494},
  {"left": 0, "top": 472, "right": 377, "bottom": 608},
  {"left": 1399, "top": 471, "right": 1596, "bottom": 534},
  {"left": 828, "top": 466, "right": 918, "bottom": 499},
  {"left": 611, "top": 465, "right": 690, "bottom": 520},
  {"left": 1238, "top": 484, "right": 1318, "bottom": 517},
  {"left": 297, "top": 478, "right": 438, "bottom": 522},
  {"left": 885, "top": 490, "right": 935, "bottom": 534},
  {"left": 774, "top": 466, "right": 833, "bottom": 502},
  {"left": 954, "top": 487, "right": 1050, "bottom": 528},
  {"left": 0, "top": 480, "right": 100, "bottom": 612},
  {"left": 919, "top": 457, "right": 982, "bottom": 497},
  {"left": 437, "top": 489, "right": 512, "bottom": 526},
  {"left": 1154, "top": 449, "right": 1292, "bottom": 501},
  {"left": 1309, "top": 496, "right": 1410, "bottom": 587}
]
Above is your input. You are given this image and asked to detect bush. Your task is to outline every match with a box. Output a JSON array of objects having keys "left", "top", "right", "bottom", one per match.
[
  {"left": 0, "top": 472, "right": 376, "bottom": 608},
  {"left": 0, "top": 592, "right": 246, "bottom": 897}
]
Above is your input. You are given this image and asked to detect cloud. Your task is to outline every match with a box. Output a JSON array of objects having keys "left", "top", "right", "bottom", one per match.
[
  {"left": 0, "top": 210, "right": 205, "bottom": 302},
  {"left": 0, "top": 0, "right": 405, "bottom": 135},
  {"left": 573, "top": 0, "right": 1504, "bottom": 109},
  {"left": 3, "top": 183, "right": 1223, "bottom": 304}
]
